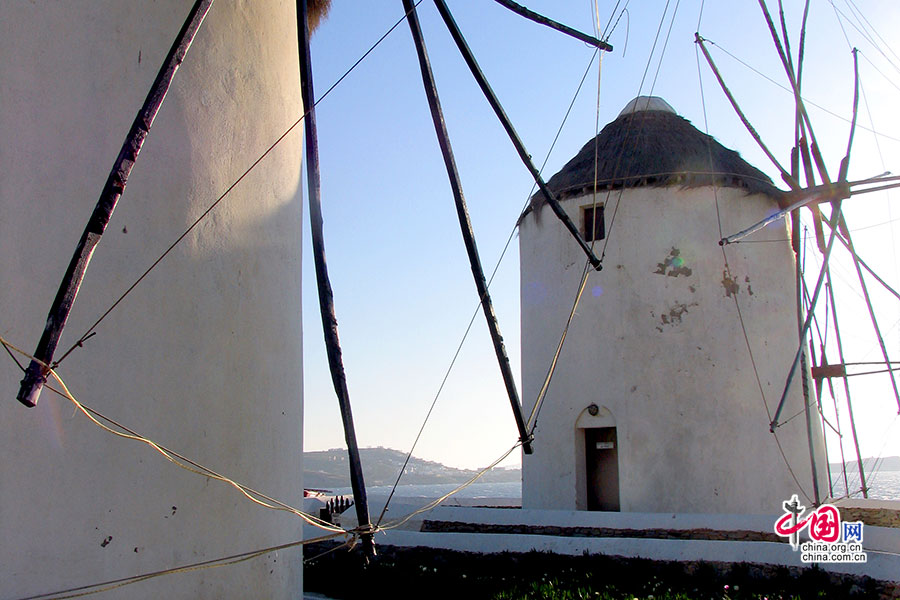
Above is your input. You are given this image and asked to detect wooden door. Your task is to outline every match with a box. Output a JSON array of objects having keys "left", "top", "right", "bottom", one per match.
[{"left": 586, "top": 427, "right": 620, "bottom": 511}]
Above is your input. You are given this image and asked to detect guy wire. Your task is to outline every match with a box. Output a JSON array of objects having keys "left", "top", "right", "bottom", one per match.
[
  {"left": 55, "top": 0, "right": 426, "bottom": 366},
  {"left": 376, "top": 48, "right": 600, "bottom": 527},
  {"left": 1, "top": 335, "right": 342, "bottom": 534}
]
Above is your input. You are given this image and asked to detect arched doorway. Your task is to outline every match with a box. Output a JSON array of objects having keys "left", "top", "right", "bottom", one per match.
[{"left": 576, "top": 406, "right": 620, "bottom": 511}]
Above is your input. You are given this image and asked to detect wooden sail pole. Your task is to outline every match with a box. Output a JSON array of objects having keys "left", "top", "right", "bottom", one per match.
[
  {"left": 402, "top": 0, "right": 533, "bottom": 454},
  {"left": 757, "top": 0, "right": 827, "bottom": 187},
  {"left": 783, "top": 15, "right": 822, "bottom": 504},
  {"left": 433, "top": 0, "right": 604, "bottom": 271},
  {"left": 808, "top": 49, "right": 900, "bottom": 415},
  {"left": 711, "top": 3, "right": 883, "bottom": 498},
  {"left": 695, "top": 33, "right": 797, "bottom": 191},
  {"left": 16, "top": 0, "right": 215, "bottom": 408},
  {"left": 770, "top": 206, "right": 843, "bottom": 432},
  {"left": 296, "top": 0, "right": 375, "bottom": 559},
  {"left": 797, "top": 231, "right": 821, "bottom": 504},
  {"left": 839, "top": 49, "right": 861, "bottom": 183},
  {"left": 491, "top": 0, "right": 613, "bottom": 51},
  {"left": 825, "top": 267, "right": 869, "bottom": 498},
  {"left": 806, "top": 334, "right": 834, "bottom": 499}
]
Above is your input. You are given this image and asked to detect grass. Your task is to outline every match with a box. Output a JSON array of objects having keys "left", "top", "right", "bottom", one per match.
[
  {"left": 303, "top": 543, "right": 889, "bottom": 599},
  {"left": 488, "top": 567, "right": 828, "bottom": 600}
]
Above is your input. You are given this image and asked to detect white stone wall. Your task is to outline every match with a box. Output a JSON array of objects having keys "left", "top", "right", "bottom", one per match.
[
  {"left": 520, "top": 186, "right": 827, "bottom": 514},
  {"left": 374, "top": 506, "right": 900, "bottom": 583},
  {"left": 1, "top": 2, "right": 305, "bottom": 597}
]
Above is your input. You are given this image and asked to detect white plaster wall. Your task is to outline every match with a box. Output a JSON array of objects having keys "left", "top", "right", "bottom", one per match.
[
  {"left": 1, "top": 2, "right": 305, "bottom": 598},
  {"left": 375, "top": 511, "right": 900, "bottom": 583},
  {"left": 520, "top": 186, "right": 827, "bottom": 514}
]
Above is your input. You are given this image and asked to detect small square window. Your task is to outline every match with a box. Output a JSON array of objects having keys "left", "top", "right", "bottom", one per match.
[{"left": 583, "top": 204, "right": 605, "bottom": 242}]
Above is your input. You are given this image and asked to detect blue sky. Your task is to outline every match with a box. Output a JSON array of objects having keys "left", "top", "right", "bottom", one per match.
[{"left": 302, "top": 0, "right": 900, "bottom": 471}]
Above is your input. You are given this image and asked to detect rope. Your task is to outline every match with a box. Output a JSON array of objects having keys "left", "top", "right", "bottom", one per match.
[
  {"left": 14, "top": 532, "right": 346, "bottom": 600},
  {"left": 853, "top": 413, "right": 900, "bottom": 494},
  {"left": 694, "top": 31, "right": 812, "bottom": 503},
  {"left": 525, "top": 4, "right": 607, "bottom": 433},
  {"left": 829, "top": 0, "right": 900, "bottom": 76},
  {"left": 700, "top": 38, "right": 900, "bottom": 144},
  {"left": 379, "top": 442, "right": 522, "bottom": 531},
  {"left": 55, "top": 0, "right": 425, "bottom": 366},
  {"left": 859, "top": 50, "right": 900, "bottom": 95},
  {"left": 302, "top": 537, "right": 357, "bottom": 564},
  {"left": 1, "top": 335, "right": 343, "bottom": 534},
  {"left": 725, "top": 230, "right": 813, "bottom": 503},
  {"left": 648, "top": 0, "right": 681, "bottom": 96},
  {"left": 525, "top": 267, "right": 591, "bottom": 431},
  {"left": 598, "top": 0, "right": 619, "bottom": 39},
  {"left": 376, "top": 48, "right": 600, "bottom": 526},
  {"left": 601, "top": 0, "right": 631, "bottom": 45},
  {"left": 529, "top": 0, "right": 683, "bottom": 432},
  {"left": 855, "top": 63, "right": 900, "bottom": 314},
  {"left": 845, "top": 0, "right": 900, "bottom": 66},
  {"left": 599, "top": 0, "right": 676, "bottom": 263}
]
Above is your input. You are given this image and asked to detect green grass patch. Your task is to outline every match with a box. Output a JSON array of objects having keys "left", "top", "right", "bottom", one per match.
[{"left": 303, "top": 543, "right": 889, "bottom": 599}]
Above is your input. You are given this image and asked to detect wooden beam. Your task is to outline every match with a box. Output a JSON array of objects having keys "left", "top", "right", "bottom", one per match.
[
  {"left": 297, "top": 0, "right": 375, "bottom": 560},
  {"left": 435, "top": 0, "right": 602, "bottom": 271},
  {"left": 811, "top": 363, "right": 847, "bottom": 380},
  {"left": 16, "top": 0, "right": 215, "bottom": 408},
  {"left": 492, "top": 0, "right": 613, "bottom": 51},
  {"left": 403, "top": 0, "right": 533, "bottom": 454}
]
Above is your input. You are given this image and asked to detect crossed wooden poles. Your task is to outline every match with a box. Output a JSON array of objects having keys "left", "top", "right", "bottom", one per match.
[
  {"left": 698, "top": 0, "right": 900, "bottom": 502},
  {"left": 14, "top": 0, "right": 613, "bottom": 562}
]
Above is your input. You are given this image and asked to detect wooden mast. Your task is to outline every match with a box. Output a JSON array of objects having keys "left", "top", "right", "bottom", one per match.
[
  {"left": 433, "top": 0, "right": 605, "bottom": 272},
  {"left": 15, "top": 0, "right": 215, "bottom": 408},
  {"left": 402, "top": 0, "right": 533, "bottom": 454},
  {"left": 296, "top": 0, "right": 376, "bottom": 560}
]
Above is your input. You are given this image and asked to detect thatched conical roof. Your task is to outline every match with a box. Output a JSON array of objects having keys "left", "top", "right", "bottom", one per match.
[{"left": 535, "top": 96, "right": 784, "bottom": 206}]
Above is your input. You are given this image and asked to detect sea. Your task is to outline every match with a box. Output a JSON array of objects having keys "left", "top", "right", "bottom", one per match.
[
  {"left": 828, "top": 469, "right": 900, "bottom": 501},
  {"left": 331, "top": 470, "right": 900, "bottom": 504}
]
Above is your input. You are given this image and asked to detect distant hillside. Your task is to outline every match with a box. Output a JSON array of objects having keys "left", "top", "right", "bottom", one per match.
[
  {"left": 304, "top": 447, "right": 521, "bottom": 489},
  {"left": 828, "top": 456, "right": 900, "bottom": 473}
]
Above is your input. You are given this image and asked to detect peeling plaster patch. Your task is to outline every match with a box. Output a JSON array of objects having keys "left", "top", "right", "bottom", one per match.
[
  {"left": 655, "top": 247, "right": 693, "bottom": 277},
  {"left": 667, "top": 304, "right": 688, "bottom": 323},
  {"left": 689, "top": 285, "right": 696, "bottom": 293},
  {"left": 744, "top": 275, "right": 754, "bottom": 296},
  {"left": 630, "top": 385, "right": 637, "bottom": 393},
  {"left": 101, "top": 536, "right": 112, "bottom": 548},
  {"left": 657, "top": 301, "right": 699, "bottom": 329},
  {"left": 721, "top": 270, "right": 740, "bottom": 297}
]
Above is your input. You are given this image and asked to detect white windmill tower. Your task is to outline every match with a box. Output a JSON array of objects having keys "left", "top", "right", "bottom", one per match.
[
  {"left": 519, "top": 96, "right": 827, "bottom": 514},
  {"left": 0, "top": 2, "right": 330, "bottom": 597}
]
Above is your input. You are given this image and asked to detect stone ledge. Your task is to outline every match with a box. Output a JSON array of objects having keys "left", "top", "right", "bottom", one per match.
[
  {"left": 422, "top": 520, "right": 784, "bottom": 542},
  {"left": 838, "top": 507, "right": 900, "bottom": 529}
]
